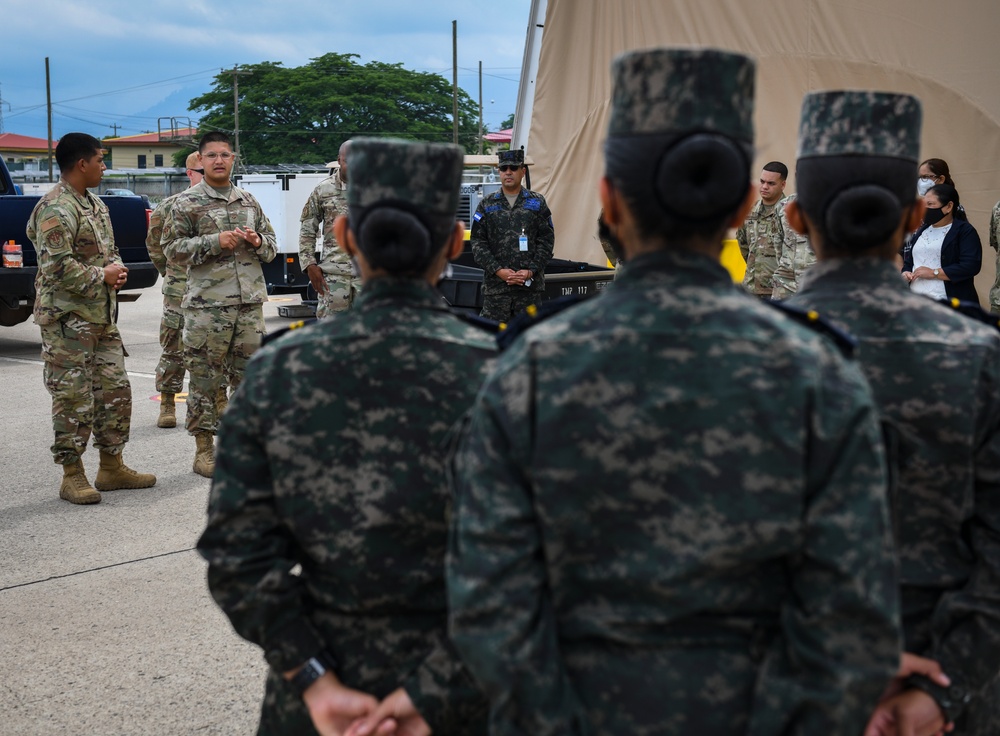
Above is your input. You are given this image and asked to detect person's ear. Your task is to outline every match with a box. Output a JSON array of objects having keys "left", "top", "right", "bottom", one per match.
[
  {"left": 727, "top": 184, "right": 756, "bottom": 230},
  {"left": 334, "top": 215, "right": 356, "bottom": 256},
  {"left": 599, "top": 177, "right": 622, "bottom": 227},
  {"left": 907, "top": 198, "right": 926, "bottom": 232},
  {"left": 446, "top": 221, "right": 465, "bottom": 261},
  {"left": 784, "top": 199, "right": 808, "bottom": 236}
]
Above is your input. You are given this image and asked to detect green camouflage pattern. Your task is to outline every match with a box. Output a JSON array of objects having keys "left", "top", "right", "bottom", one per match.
[
  {"left": 771, "top": 195, "right": 817, "bottom": 299},
  {"left": 797, "top": 91, "right": 922, "bottom": 160},
  {"left": 182, "top": 303, "right": 263, "bottom": 435},
  {"left": 788, "top": 259, "right": 1000, "bottom": 731},
  {"left": 40, "top": 315, "right": 131, "bottom": 464},
  {"left": 470, "top": 188, "right": 555, "bottom": 317},
  {"left": 607, "top": 48, "right": 754, "bottom": 141},
  {"left": 147, "top": 194, "right": 187, "bottom": 300},
  {"left": 989, "top": 200, "right": 1000, "bottom": 313},
  {"left": 346, "top": 137, "right": 464, "bottom": 216},
  {"left": 448, "top": 249, "right": 902, "bottom": 735},
  {"left": 736, "top": 198, "right": 784, "bottom": 296},
  {"left": 298, "top": 175, "right": 360, "bottom": 318},
  {"left": 497, "top": 149, "right": 524, "bottom": 165},
  {"left": 162, "top": 180, "right": 277, "bottom": 308},
  {"left": 197, "top": 279, "right": 495, "bottom": 734},
  {"left": 155, "top": 294, "right": 186, "bottom": 394},
  {"left": 27, "top": 181, "right": 120, "bottom": 326}
]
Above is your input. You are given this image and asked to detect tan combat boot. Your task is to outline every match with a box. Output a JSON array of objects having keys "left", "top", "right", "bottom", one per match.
[
  {"left": 94, "top": 451, "right": 157, "bottom": 491},
  {"left": 215, "top": 387, "right": 229, "bottom": 418},
  {"left": 60, "top": 460, "right": 101, "bottom": 505},
  {"left": 157, "top": 392, "right": 177, "bottom": 428},
  {"left": 193, "top": 433, "right": 215, "bottom": 478}
]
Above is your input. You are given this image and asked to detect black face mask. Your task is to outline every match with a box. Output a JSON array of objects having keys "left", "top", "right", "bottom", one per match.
[
  {"left": 598, "top": 215, "right": 626, "bottom": 263},
  {"left": 923, "top": 206, "right": 948, "bottom": 226}
]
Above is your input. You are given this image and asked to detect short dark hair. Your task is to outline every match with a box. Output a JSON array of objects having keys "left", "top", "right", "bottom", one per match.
[
  {"left": 198, "top": 131, "right": 232, "bottom": 152},
  {"left": 762, "top": 161, "right": 788, "bottom": 180},
  {"left": 55, "top": 133, "right": 102, "bottom": 171}
]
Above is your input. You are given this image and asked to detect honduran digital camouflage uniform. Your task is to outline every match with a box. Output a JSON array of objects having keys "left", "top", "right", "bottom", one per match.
[
  {"left": 146, "top": 194, "right": 189, "bottom": 396},
  {"left": 787, "top": 91, "right": 1000, "bottom": 735},
  {"left": 470, "top": 150, "right": 555, "bottom": 322},
  {"left": 448, "top": 48, "right": 901, "bottom": 736},
  {"left": 28, "top": 181, "right": 133, "bottom": 464},
  {"left": 298, "top": 174, "right": 360, "bottom": 317},
  {"left": 163, "top": 180, "right": 276, "bottom": 435},
  {"left": 737, "top": 194, "right": 787, "bottom": 296},
  {"left": 198, "top": 138, "right": 492, "bottom": 735},
  {"left": 770, "top": 194, "right": 816, "bottom": 299},
  {"left": 989, "top": 199, "right": 1000, "bottom": 313}
]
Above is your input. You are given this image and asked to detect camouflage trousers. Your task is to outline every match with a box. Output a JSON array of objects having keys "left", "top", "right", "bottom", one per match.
[
  {"left": 480, "top": 289, "right": 542, "bottom": 323},
  {"left": 39, "top": 314, "right": 131, "bottom": 465},
  {"left": 155, "top": 294, "right": 186, "bottom": 394},
  {"left": 316, "top": 272, "right": 361, "bottom": 319},
  {"left": 990, "top": 249, "right": 1000, "bottom": 313},
  {"left": 182, "top": 304, "right": 264, "bottom": 435}
]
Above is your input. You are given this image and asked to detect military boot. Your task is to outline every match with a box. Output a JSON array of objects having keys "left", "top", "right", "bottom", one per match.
[
  {"left": 157, "top": 392, "right": 177, "bottom": 428},
  {"left": 60, "top": 460, "right": 101, "bottom": 505},
  {"left": 94, "top": 451, "right": 157, "bottom": 491},
  {"left": 193, "top": 433, "right": 215, "bottom": 478},
  {"left": 215, "top": 387, "right": 229, "bottom": 418}
]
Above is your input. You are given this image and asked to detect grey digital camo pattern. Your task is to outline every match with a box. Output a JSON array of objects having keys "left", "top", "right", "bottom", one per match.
[
  {"left": 198, "top": 279, "right": 495, "bottom": 735},
  {"left": 771, "top": 195, "right": 817, "bottom": 299},
  {"left": 448, "top": 249, "right": 902, "bottom": 736},
  {"left": 27, "top": 180, "right": 120, "bottom": 326},
  {"left": 607, "top": 47, "right": 755, "bottom": 141},
  {"left": 788, "top": 259, "right": 1000, "bottom": 732},
  {"left": 161, "top": 180, "right": 277, "bottom": 308},
  {"left": 989, "top": 200, "right": 1000, "bottom": 313},
  {"left": 797, "top": 91, "right": 922, "bottom": 160},
  {"left": 298, "top": 175, "right": 360, "bottom": 317},
  {"left": 737, "top": 198, "right": 784, "bottom": 296},
  {"left": 346, "top": 137, "right": 464, "bottom": 216}
]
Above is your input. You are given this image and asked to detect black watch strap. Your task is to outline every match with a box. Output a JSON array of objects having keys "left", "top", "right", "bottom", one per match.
[
  {"left": 906, "top": 674, "right": 972, "bottom": 724},
  {"left": 289, "top": 651, "right": 339, "bottom": 697}
]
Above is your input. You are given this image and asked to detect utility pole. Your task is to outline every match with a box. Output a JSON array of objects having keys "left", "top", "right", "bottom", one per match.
[
  {"left": 452, "top": 21, "right": 459, "bottom": 145},
  {"left": 225, "top": 65, "right": 252, "bottom": 164},
  {"left": 109, "top": 123, "right": 120, "bottom": 137},
  {"left": 46, "top": 57, "right": 53, "bottom": 182},
  {"left": 0, "top": 82, "right": 6, "bottom": 134},
  {"left": 478, "top": 61, "right": 483, "bottom": 155}
]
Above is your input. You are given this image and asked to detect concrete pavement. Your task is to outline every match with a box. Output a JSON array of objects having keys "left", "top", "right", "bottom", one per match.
[{"left": 0, "top": 285, "right": 307, "bottom": 734}]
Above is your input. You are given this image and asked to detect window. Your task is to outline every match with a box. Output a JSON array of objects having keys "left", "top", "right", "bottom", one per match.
[
  {"left": 137, "top": 155, "right": 147, "bottom": 169},
  {"left": 154, "top": 154, "right": 163, "bottom": 167}
]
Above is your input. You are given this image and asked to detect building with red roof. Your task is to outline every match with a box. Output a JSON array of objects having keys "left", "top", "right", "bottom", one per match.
[
  {"left": 0, "top": 133, "right": 57, "bottom": 172},
  {"left": 102, "top": 127, "right": 198, "bottom": 170}
]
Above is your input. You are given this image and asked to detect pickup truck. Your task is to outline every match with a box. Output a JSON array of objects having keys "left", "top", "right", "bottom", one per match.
[{"left": 0, "top": 158, "right": 159, "bottom": 327}]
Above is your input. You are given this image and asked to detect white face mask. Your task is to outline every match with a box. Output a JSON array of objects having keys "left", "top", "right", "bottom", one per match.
[{"left": 917, "top": 177, "right": 935, "bottom": 196}]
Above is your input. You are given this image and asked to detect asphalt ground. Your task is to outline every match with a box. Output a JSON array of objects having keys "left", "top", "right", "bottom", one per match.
[{"left": 0, "top": 284, "right": 308, "bottom": 735}]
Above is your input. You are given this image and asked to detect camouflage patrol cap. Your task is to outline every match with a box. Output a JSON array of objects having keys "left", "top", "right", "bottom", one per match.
[
  {"left": 498, "top": 148, "right": 525, "bottom": 166},
  {"left": 797, "top": 91, "right": 922, "bottom": 160},
  {"left": 607, "top": 47, "right": 755, "bottom": 142},
  {"left": 346, "top": 137, "right": 464, "bottom": 216}
]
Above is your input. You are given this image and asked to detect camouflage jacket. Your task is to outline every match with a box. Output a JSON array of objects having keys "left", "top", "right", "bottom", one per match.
[
  {"left": 27, "top": 180, "right": 121, "bottom": 326},
  {"left": 737, "top": 197, "right": 785, "bottom": 296},
  {"left": 770, "top": 195, "right": 816, "bottom": 299},
  {"left": 197, "top": 278, "right": 495, "bottom": 733},
  {"left": 448, "top": 248, "right": 901, "bottom": 736},
  {"left": 298, "top": 175, "right": 352, "bottom": 277},
  {"left": 146, "top": 193, "right": 187, "bottom": 300},
  {"left": 470, "top": 188, "right": 555, "bottom": 295},
  {"left": 162, "top": 181, "right": 277, "bottom": 308},
  {"left": 788, "top": 259, "right": 1000, "bottom": 723},
  {"left": 989, "top": 201, "right": 1000, "bottom": 313}
]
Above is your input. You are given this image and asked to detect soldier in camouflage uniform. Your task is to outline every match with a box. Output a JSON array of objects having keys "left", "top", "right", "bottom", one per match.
[
  {"left": 27, "top": 133, "right": 156, "bottom": 504},
  {"left": 784, "top": 91, "right": 1000, "bottom": 736},
  {"left": 470, "top": 148, "right": 554, "bottom": 322},
  {"left": 737, "top": 161, "right": 789, "bottom": 296},
  {"left": 146, "top": 152, "right": 203, "bottom": 429},
  {"left": 197, "top": 137, "right": 492, "bottom": 736},
  {"left": 989, "top": 199, "right": 1000, "bottom": 313},
  {"left": 770, "top": 193, "right": 816, "bottom": 299},
  {"left": 163, "top": 131, "right": 276, "bottom": 478},
  {"left": 448, "top": 49, "right": 902, "bottom": 736},
  {"left": 298, "top": 140, "right": 361, "bottom": 318}
]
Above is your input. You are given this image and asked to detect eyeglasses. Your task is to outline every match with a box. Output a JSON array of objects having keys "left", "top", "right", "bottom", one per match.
[
  {"left": 202, "top": 152, "right": 236, "bottom": 162},
  {"left": 498, "top": 164, "right": 521, "bottom": 172},
  {"left": 187, "top": 168, "right": 205, "bottom": 174}
]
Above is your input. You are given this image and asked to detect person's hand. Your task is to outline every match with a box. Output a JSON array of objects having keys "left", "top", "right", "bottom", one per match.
[
  {"left": 514, "top": 269, "right": 533, "bottom": 285},
  {"left": 345, "top": 688, "right": 431, "bottom": 736},
  {"left": 912, "top": 266, "right": 936, "bottom": 280},
  {"left": 219, "top": 231, "right": 239, "bottom": 250},
  {"left": 902, "top": 271, "right": 915, "bottom": 283},
  {"left": 301, "top": 673, "right": 380, "bottom": 736},
  {"left": 235, "top": 226, "right": 262, "bottom": 248},
  {"left": 306, "top": 264, "right": 328, "bottom": 294},
  {"left": 103, "top": 263, "right": 126, "bottom": 287},
  {"left": 864, "top": 688, "right": 953, "bottom": 736},
  {"left": 496, "top": 268, "right": 516, "bottom": 283}
]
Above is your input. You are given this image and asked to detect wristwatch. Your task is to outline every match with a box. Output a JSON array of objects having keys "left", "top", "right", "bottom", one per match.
[
  {"left": 933, "top": 268, "right": 940, "bottom": 277},
  {"left": 907, "top": 674, "right": 972, "bottom": 724},
  {"left": 288, "top": 652, "right": 337, "bottom": 697}
]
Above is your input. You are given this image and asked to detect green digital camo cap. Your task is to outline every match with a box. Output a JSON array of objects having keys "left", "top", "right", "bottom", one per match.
[
  {"left": 797, "top": 91, "right": 922, "bottom": 160},
  {"left": 607, "top": 47, "right": 755, "bottom": 143},
  {"left": 346, "top": 137, "right": 465, "bottom": 216}
]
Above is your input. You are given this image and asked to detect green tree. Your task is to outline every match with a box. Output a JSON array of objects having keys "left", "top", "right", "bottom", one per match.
[
  {"left": 500, "top": 113, "right": 515, "bottom": 131},
  {"left": 185, "top": 53, "right": 483, "bottom": 165}
]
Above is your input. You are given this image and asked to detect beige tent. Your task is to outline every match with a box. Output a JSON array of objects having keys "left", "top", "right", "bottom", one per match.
[{"left": 527, "top": 0, "right": 1000, "bottom": 304}]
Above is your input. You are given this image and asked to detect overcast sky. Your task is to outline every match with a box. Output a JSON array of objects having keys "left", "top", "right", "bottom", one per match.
[{"left": 1, "top": 0, "right": 532, "bottom": 147}]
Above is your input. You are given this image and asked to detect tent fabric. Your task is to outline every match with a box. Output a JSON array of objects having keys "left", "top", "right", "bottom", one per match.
[{"left": 528, "top": 0, "right": 1000, "bottom": 303}]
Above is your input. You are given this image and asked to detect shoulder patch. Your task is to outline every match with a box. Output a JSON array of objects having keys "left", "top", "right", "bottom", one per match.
[
  {"left": 40, "top": 216, "right": 62, "bottom": 233},
  {"left": 473, "top": 211, "right": 483, "bottom": 222},
  {"left": 523, "top": 198, "right": 542, "bottom": 211},
  {"left": 940, "top": 298, "right": 1000, "bottom": 332},
  {"left": 261, "top": 318, "right": 317, "bottom": 346},
  {"left": 765, "top": 300, "right": 858, "bottom": 357},
  {"left": 496, "top": 295, "right": 589, "bottom": 351}
]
